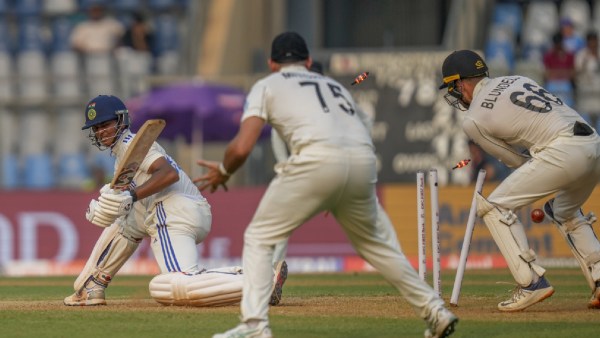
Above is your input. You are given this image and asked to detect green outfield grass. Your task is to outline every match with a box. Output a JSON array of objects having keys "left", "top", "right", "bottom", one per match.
[{"left": 0, "top": 268, "right": 597, "bottom": 338}]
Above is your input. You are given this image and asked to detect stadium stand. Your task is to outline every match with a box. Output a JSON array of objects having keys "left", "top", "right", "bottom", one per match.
[
  {"left": 0, "top": 0, "right": 188, "bottom": 189},
  {"left": 487, "top": 0, "right": 600, "bottom": 123}
]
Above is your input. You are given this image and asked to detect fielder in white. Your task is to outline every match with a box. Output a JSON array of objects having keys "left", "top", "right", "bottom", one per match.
[
  {"left": 195, "top": 32, "right": 458, "bottom": 338},
  {"left": 439, "top": 50, "right": 600, "bottom": 311},
  {"left": 270, "top": 60, "right": 404, "bottom": 262},
  {"left": 64, "top": 95, "right": 286, "bottom": 308}
]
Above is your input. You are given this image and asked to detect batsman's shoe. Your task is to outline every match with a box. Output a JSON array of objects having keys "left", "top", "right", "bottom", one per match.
[
  {"left": 212, "top": 321, "right": 272, "bottom": 338},
  {"left": 498, "top": 276, "right": 554, "bottom": 312},
  {"left": 424, "top": 306, "right": 458, "bottom": 338},
  {"left": 589, "top": 281, "right": 600, "bottom": 309},
  {"left": 269, "top": 260, "right": 288, "bottom": 306},
  {"left": 63, "top": 288, "right": 106, "bottom": 306}
]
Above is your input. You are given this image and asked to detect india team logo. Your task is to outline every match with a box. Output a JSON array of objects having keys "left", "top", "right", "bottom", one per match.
[{"left": 87, "top": 108, "right": 97, "bottom": 121}]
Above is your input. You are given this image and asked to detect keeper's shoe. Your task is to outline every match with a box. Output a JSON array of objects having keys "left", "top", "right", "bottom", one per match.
[
  {"left": 212, "top": 321, "right": 272, "bottom": 338},
  {"left": 269, "top": 260, "right": 288, "bottom": 306},
  {"left": 498, "top": 276, "right": 554, "bottom": 312},
  {"left": 589, "top": 281, "right": 600, "bottom": 309},
  {"left": 424, "top": 306, "right": 458, "bottom": 338},
  {"left": 63, "top": 288, "right": 106, "bottom": 306}
]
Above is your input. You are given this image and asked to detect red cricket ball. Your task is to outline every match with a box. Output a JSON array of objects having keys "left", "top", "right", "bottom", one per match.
[{"left": 531, "top": 208, "right": 545, "bottom": 223}]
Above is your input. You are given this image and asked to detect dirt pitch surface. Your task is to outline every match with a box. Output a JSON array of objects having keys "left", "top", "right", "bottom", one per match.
[{"left": 0, "top": 269, "right": 598, "bottom": 338}]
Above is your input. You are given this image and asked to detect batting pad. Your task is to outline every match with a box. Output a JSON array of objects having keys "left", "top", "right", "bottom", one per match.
[
  {"left": 476, "top": 193, "right": 545, "bottom": 286},
  {"left": 554, "top": 213, "right": 600, "bottom": 290},
  {"left": 74, "top": 222, "right": 139, "bottom": 291},
  {"left": 149, "top": 270, "right": 243, "bottom": 307}
]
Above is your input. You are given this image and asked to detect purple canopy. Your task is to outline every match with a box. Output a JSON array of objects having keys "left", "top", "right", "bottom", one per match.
[{"left": 127, "top": 82, "right": 269, "bottom": 142}]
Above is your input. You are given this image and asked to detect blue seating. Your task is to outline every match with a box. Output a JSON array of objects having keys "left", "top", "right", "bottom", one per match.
[
  {"left": 18, "top": 17, "right": 45, "bottom": 52},
  {"left": 79, "top": 0, "right": 104, "bottom": 10},
  {"left": 545, "top": 80, "right": 575, "bottom": 107},
  {"left": 113, "top": 0, "right": 142, "bottom": 11},
  {"left": 0, "top": 0, "right": 10, "bottom": 15},
  {"left": 154, "top": 14, "right": 179, "bottom": 55},
  {"left": 485, "top": 38, "right": 515, "bottom": 70},
  {"left": 58, "top": 153, "right": 89, "bottom": 187},
  {"left": 16, "top": 0, "right": 42, "bottom": 17},
  {"left": 92, "top": 151, "right": 115, "bottom": 179},
  {"left": 2, "top": 154, "right": 20, "bottom": 188},
  {"left": 493, "top": 2, "right": 523, "bottom": 36},
  {"left": 0, "top": 19, "right": 12, "bottom": 53},
  {"left": 149, "top": 0, "right": 179, "bottom": 11},
  {"left": 24, "top": 153, "right": 55, "bottom": 189},
  {"left": 51, "top": 17, "right": 73, "bottom": 52},
  {"left": 578, "top": 111, "right": 593, "bottom": 125}
]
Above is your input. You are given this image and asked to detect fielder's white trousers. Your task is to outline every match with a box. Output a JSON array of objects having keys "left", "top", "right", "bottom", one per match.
[{"left": 241, "top": 146, "right": 443, "bottom": 323}]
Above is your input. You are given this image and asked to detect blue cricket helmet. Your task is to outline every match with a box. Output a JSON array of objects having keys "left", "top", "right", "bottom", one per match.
[{"left": 82, "top": 95, "right": 130, "bottom": 130}]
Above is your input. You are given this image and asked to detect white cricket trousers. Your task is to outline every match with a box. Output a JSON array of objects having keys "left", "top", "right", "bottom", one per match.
[
  {"left": 241, "top": 146, "right": 443, "bottom": 322},
  {"left": 130, "top": 194, "right": 212, "bottom": 273},
  {"left": 490, "top": 133, "right": 600, "bottom": 219}
]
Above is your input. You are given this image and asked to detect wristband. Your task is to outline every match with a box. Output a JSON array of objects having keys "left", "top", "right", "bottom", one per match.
[
  {"left": 218, "top": 162, "right": 231, "bottom": 177},
  {"left": 128, "top": 189, "right": 138, "bottom": 202}
]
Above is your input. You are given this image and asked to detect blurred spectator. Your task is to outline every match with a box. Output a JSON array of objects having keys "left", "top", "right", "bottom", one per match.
[
  {"left": 543, "top": 32, "right": 576, "bottom": 83},
  {"left": 560, "top": 18, "right": 585, "bottom": 54},
  {"left": 575, "top": 31, "right": 600, "bottom": 116},
  {"left": 121, "top": 12, "right": 154, "bottom": 53},
  {"left": 70, "top": 4, "right": 125, "bottom": 54},
  {"left": 116, "top": 12, "right": 155, "bottom": 97}
]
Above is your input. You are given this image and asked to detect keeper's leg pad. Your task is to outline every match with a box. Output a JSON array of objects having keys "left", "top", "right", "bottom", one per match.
[
  {"left": 149, "top": 268, "right": 243, "bottom": 307},
  {"left": 74, "top": 220, "right": 140, "bottom": 291},
  {"left": 545, "top": 199, "right": 600, "bottom": 290},
  {"left": 476, "top": 193, "right": 545, "bottom": 286}
]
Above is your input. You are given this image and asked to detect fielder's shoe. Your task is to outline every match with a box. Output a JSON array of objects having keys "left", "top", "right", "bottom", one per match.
[
  {"left": 269, "top": 260, "right": 288, "bottom": 306},
  {"left": 589, "top": 281, "right": 600, "bottom": 309},
  {"left": 424, "top": 306, "right": 458, "bottom": 338},
  {"left": 63, "top": 287, "right": 106, "bottom": 306},
  {"left": 498, "top": 276, "right": 554, "bottom": 312},
  {"left": 212, "top": 321, "right": 272, "bottom": 338}
]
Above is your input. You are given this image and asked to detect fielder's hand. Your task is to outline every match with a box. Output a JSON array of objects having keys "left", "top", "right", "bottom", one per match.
[
  {"left": 98, "top": 189, "right": 134, "bottom": 217},
  {"left": 86, "top": 199, "right": 117, "bottom": 227},
  {"left": 194, "top": 160, "right": 229, "bottom": 193}
]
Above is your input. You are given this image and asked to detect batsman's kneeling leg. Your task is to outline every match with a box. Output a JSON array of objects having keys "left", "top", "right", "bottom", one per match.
[{"left": 149, "top": 268, "right": 243, "bottom": 307}]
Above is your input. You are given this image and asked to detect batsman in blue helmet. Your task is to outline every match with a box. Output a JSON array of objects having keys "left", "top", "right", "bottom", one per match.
[{"left": 66, "top": 95, "right": 287, "bottom": 308}]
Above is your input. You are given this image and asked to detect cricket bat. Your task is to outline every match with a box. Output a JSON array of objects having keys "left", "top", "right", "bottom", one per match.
[{"left": 110, "top": 119, "right": 166, "bottom": 191}]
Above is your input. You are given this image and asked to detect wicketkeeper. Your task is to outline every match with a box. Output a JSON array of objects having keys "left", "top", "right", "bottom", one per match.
[
  {"left": 439, "top": 50, "right": 600, "bottom": 311},
  {"left": 64, "top": 95, "right": 287, "bottom": 307}
]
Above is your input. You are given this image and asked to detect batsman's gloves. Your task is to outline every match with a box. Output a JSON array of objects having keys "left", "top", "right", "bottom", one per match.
[
  {"left": 86, "top": 199, "right": 118, "bottom": 227},
  {"left": 98, "top": 189, "right": 134, "bottom": 217}
]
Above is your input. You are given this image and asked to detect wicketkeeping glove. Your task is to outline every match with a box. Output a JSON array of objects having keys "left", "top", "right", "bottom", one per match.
[
  {"left": 98, "top": 189, "right": 134, "bottom": 217},
  {"left": 86, "top": 199, "right": 118, "bottom": 227}
]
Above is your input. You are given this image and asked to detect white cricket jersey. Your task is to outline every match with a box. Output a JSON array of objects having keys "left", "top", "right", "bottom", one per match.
[
  {"left": 464, "top": 76, "right": 589, "bottom": 168},
  {"left": 111, "top": 129, "right": 205, "bottom": 209},
  {"left": 242, "top": 65, "right": 373, "bottom": 154}
]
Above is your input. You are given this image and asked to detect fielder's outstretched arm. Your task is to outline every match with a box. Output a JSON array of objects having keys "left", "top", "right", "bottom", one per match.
[{"left": 194, "top": 116, "right": 265, "bottom": 192}]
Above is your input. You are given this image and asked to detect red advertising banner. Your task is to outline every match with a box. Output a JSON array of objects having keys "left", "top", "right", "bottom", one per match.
[
  {"left": 0, "top": 188, "right": 349, "bottom": 275},
  {"left": 1, "top": 182, "right": 593, "bottom": 275}
]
